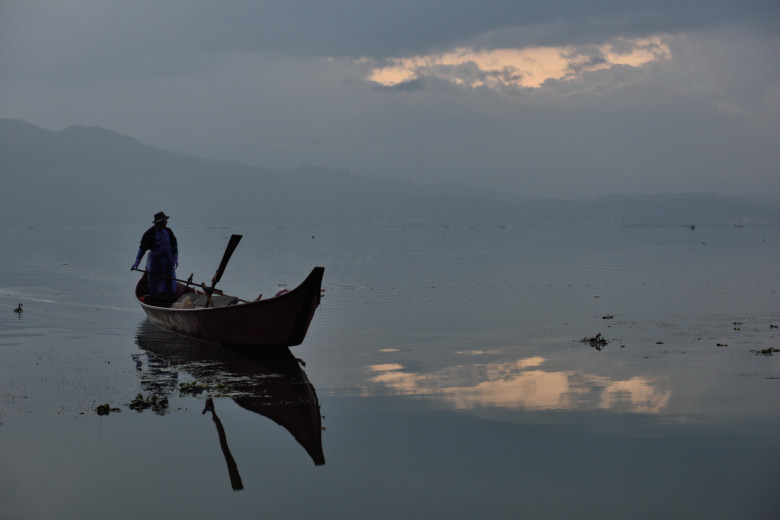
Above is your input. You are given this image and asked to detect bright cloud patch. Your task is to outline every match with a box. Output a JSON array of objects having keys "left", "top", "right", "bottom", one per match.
[{"left": 366, "top": 37, "right": 670, "bottom": 89}]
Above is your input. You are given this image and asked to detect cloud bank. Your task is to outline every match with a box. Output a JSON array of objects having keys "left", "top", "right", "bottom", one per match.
[{"left": 1, "top": 0, "right": 778, "bottom": 199}]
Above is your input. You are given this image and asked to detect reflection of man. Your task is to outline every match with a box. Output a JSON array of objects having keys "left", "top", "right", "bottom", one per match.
[{"left": 131, "top": 211, "right": 178, "bottom": 293}]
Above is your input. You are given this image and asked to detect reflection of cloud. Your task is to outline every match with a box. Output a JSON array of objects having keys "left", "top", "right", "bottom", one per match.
[
  {"left": 366, "top": 357, "right": 671, "bottom": 414},
  {"left": 364, "top": 37, "right": 670, "bottom": 89}
]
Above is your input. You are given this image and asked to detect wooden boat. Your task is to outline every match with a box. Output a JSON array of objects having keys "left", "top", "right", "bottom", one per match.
[{"left": 135, "top": 266, "right": 324, "bottom": 347}]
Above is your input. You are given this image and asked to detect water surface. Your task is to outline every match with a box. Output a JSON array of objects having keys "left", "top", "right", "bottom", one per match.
[{"left": 1, "top": 224, "right": 779, "bottom": 519}]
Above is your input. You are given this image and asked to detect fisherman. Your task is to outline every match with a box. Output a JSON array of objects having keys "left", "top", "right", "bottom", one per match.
[{"left": 131, "top": 211, "right": 178, "bottom": 293}]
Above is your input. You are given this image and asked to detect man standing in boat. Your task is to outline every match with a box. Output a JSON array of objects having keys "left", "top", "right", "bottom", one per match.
[{"left": 131, "top": 211, "right": 178, "bottom": 293}]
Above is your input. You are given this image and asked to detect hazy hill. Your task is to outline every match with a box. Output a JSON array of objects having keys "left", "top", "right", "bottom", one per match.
[
  {"left": 0, "top": 118, "right": 520, "bottom": 227},
  {"left": 1, "top": 118, "right": 777, "bottom": 227}
]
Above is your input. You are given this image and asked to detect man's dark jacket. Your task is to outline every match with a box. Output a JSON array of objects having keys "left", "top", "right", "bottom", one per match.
[{"left": 139, "top": 226, "right": 178, "bottom": 253}]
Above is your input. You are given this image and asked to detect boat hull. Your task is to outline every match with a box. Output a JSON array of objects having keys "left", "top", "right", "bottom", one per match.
[{"left": 136, "top": 267, "right": 324, "bottom": 347}]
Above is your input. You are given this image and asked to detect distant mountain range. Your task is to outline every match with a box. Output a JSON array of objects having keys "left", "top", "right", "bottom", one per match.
[{"left": 1, "top": 118, "right": 777, "bottom": 227}]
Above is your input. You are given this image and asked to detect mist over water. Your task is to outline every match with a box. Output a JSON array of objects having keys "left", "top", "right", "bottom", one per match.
[{"left": 1, "top": 223, "right": 779, "bottom": 519}]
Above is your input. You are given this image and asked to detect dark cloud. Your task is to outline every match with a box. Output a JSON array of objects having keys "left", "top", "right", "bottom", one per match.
[
  {"left": 3, "top": 1, "right": 777, "bottom": 66},
  {"left": 484, "top": 66, "right": 524, "bottom": 86},
  {"left": 562, "top": 47, "right": 609, "bottom": 75},
  {"left": 192, "top": 0, "right": 780, "bottom": 58}
]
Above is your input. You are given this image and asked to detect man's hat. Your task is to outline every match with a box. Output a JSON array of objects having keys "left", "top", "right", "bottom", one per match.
[{"left": 153, "top": 211, "right": 170, "bottom": 223}]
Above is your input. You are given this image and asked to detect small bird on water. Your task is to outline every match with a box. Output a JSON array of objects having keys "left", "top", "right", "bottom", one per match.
[{"left": 13, "top": 303, "right": 23, "bottom": 313}]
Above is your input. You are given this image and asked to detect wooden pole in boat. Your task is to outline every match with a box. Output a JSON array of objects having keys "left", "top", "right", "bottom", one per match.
[
  {"left": 133, "top": 267, "right": 251, "bottom": 303},
  {"left": 132, "top": 267, "right": 197, "bottom": 287}
]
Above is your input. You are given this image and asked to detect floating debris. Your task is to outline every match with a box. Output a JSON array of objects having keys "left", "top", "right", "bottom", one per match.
[
  {"left": 717, "top": 343, "right": 729, "bottom": 347},
  {"left": 770, "top": 324, "right": 778, "bottom": 329},
  {"left": 129, "top": 393, "right": 168, "bottom": 413},
  {"left": 602, "top": 315, "right": 614, "bottom": 320},
  {"left": 179, "top": 381, "right": 209, "bottom": 396},
  {"left": 580, "top": 333, "right": 608, "bottom": 350},
  {"left": 751, "top": 348, "right": 780, "bottom": 356},
  {"left": 213, "top": 381, "right": 236, "bottom": 394},
  {"left": 95, "top": 403, "right": 121, "bottom": 416}
]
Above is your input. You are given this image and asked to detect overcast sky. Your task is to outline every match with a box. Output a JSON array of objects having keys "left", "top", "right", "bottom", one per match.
[{"left": 1, "top": 0, "right": 778, "bottom": 199}]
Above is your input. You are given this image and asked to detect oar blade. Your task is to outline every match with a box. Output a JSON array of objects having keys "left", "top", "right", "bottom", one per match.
[{"left": 212, "top": 234, "right": 243, "bottom": 287}]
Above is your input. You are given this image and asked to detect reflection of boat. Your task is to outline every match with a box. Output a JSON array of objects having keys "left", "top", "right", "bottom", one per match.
[
  {"left": 135, "top": 267, "right": 324, "bottom": 347},
  {"left": 134, "top": 321, "right": 325, "bottom": 471}
]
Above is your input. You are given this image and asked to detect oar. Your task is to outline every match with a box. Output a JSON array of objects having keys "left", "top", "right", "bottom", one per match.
[
  {"left": 209, "top": 234, "right": 242, "bottom": 293},
  {"left": 202, "top": 234, "right": 242, "bottom": 308},
  {"left": 201, "top": 283, "right": 216, "bottom": 308}
]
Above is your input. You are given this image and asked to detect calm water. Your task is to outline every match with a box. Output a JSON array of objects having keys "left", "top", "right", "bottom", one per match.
[{"left": 1, "top": 224, "right": 779, "bottom": 519}]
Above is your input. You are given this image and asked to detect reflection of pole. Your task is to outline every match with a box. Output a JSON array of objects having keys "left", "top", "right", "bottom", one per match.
[{"left": 202, "top": 397, "right": 244, "bottom": 491}]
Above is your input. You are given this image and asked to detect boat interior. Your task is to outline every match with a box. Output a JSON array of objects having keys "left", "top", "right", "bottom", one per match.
[
  {"left": 137, "top": 274, "right": 240, "bottom": 309},
  {"left": 170, "top": 293, "right": 240, "bottom": 309}
]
